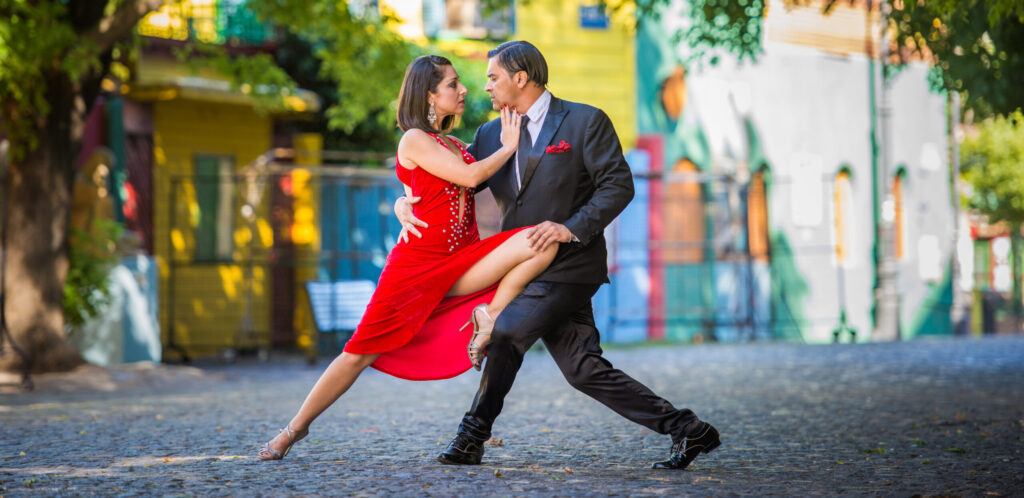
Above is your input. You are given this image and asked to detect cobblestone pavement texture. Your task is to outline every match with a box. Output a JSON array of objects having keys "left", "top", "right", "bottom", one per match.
[{"left": 2, "top": 336, "right": 1023, "bottom": 496}]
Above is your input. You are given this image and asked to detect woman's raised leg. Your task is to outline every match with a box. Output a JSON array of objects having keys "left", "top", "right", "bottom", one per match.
[
  {"left": 446, "top": 230, "right": 558, "bottom": 366},
  {"left": 259, "top": 351, "right": 379, "bottom": 460}
]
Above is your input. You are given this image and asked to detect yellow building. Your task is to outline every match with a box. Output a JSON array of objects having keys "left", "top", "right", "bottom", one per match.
[
  {"left": 513, "top": 0, "right": 637, "bottom": 149},
  {"left": 130, "top": 1, "right": 319, "bottom": 359},
  {"left": 384, "top": 0, "right": 637, "bottom": 148}
]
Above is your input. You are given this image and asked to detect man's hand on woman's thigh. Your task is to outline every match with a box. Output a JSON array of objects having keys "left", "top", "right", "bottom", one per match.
[{"left": 526, "top": 221, "right": 573, "bottom": 251}]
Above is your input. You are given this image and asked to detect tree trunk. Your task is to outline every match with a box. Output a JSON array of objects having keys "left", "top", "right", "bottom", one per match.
[{"left": 1, "top": 73, "right": 84, "bottom": 373}]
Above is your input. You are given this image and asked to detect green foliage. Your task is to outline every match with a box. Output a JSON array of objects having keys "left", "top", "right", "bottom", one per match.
[
  {"left": 891, "top": 0, "right": 1024, "bottom": 117},
  {"left": 247, "top": 0, "right": 416, "bottom": 135},
  {"left": 613, "top": 0, "right": 767, "bottom": 67},
  {"left": 0, "top": 1, "right": 98, "bottom": 158},
  {"left": 173, "top": 42, "right": 299, "bottom": 113},
  {"left": 675, "top": 0, "right": 766, "bottom": 67},
  {"left": 272, "top": 30, "right": 398, "bottom": 152},
  {"left": 271, "top": 24, "right": 493, "bottom": 152},
  {"left": 961, "top": 111, "right": 1024, "bottom": 227},
  {"left": 63, "top": 220, "right": 123, "bottom": 330}
]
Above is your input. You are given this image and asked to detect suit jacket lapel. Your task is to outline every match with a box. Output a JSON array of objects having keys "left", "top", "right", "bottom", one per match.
[
  {"left": 483, "top": 122, "right": 518, "bottom": 197},
  {"left": 504, "top": 154, "right": 517, "bottom": 196},
  {"left": 518, "top": 96, "right": 567, "bottom": 198}
]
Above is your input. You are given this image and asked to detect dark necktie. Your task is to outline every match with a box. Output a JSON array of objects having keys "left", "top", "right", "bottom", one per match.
[{"left": 517, "top": 115, "right": 532, "bottom": 191}]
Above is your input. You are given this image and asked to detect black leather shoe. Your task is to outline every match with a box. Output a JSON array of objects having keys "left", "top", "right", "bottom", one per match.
[
  {"left": 437, "top": 432, "right": 485, "bottom": 465},
  {"left": 652, "top": 422, "right": 720, "bottom": 469}
]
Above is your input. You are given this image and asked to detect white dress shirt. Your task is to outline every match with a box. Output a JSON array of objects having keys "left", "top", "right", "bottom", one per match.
[{"left": 515, "top": 90, "right": 552, "bottom": 190}]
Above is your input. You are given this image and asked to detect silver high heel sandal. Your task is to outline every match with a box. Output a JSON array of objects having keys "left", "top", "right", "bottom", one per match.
[
  {"left": 258, "top": 425, "right": 309, "bottom": 461},
  {"left": 460, "top": 304, "right": 494, "bottom": 371}
]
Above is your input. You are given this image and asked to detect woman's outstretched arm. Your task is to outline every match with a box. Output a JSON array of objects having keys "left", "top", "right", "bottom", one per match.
[{"left": 397, "top": 107, "right": 521, "bottom": 188}]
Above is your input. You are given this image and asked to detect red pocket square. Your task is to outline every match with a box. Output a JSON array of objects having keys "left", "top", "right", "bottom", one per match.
[{"left": 545, "top": 141, "right": 572, "bottom": 154}]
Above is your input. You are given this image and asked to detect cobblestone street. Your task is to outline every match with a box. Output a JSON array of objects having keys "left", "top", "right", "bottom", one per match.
[{"left": 2, "top": 336, "right": 1023, "bottom": 496}]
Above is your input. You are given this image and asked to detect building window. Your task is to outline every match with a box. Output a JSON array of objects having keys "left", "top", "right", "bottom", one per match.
[
  {"left": 665, "top": 159, "right": 705, "bottom": 264},
  {"left": 893, "top": 170, "right": 907, "bottom": 260},
  {"left": 194, "top": 155, "right": 235, "bottom": 261},
  {"left": 748, "top": 168, "right": 770, "bottom": 262},
  {"left": 833, "top": 168, "right": 854, "bottom": 266}
]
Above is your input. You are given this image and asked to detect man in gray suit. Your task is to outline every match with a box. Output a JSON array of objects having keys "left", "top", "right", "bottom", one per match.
[{"left": 396, "top": 41, "right": 719, "bottom": 469}]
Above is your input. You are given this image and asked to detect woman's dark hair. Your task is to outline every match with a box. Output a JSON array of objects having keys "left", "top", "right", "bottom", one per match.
[
  {"left": 397, "top": 55, "right": 458, "bottom": 133},
  {"left": 488, "top": 40, "right": 548, "bottom": 87}
]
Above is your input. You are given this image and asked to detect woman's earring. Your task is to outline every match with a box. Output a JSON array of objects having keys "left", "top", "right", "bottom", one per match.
[{"left": 428, "top": 102, "right": 437, "bottom": 126}]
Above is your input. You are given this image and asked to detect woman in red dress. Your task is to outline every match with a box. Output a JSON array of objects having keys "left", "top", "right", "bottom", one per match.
[{"left": 259, "top": 55, "right": 557, "bottom": 460}]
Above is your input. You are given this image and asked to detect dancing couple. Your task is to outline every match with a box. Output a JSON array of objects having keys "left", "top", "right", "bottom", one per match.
[{"left": 258, "top": 41, "right": 719, "bottom": 470}]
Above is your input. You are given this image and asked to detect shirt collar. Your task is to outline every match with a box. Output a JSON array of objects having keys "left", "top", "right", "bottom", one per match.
[{"left": 525, "top": 90, "right": 552, "bottom": 124}]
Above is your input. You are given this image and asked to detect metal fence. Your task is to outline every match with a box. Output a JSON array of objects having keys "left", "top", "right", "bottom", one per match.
[
  {"left": 163, "top": 156, "right": 836, "bottom": 358},
  {"left": 164, "top": 151, "right": 401, "bottom": 360}
]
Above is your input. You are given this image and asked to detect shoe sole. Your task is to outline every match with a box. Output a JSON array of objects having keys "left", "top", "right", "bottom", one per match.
[{"left": 437, "top": 454, "right": 482, "bottom": 465}]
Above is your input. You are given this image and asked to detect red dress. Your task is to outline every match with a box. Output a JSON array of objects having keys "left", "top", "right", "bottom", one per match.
[{"left": 343, "top": 133, "right": 528, "bottom": 380}]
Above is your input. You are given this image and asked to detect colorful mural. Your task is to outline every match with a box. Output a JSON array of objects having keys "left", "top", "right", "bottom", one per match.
[{"left": 633, "top": 0, "right": 955, "bottom": 343}]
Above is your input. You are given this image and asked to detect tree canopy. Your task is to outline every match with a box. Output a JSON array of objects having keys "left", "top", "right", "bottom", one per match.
[
  {"left": 962, "top": 111, "right": 1024, "bottom": 227},
  {"left": 0, "top": 0, "right": 163, "bottom": 158}
]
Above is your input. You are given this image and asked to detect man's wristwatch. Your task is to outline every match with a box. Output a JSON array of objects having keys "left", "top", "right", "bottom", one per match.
[{"left": 570, "top": 232, "right": 580, "bottom": 243}]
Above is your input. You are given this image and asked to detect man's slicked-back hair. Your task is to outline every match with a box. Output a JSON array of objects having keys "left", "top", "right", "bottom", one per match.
[{"left": 488, "top": 40, "right": 548, "bottom": 87}]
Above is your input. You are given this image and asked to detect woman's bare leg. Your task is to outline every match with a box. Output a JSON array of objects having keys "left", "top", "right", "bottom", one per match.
[
  {"left": 447, "top": 230, "right": 558, "bottom": 352},
  {"left": 260, "top": 352, "right": 379, "bottom": 456}
]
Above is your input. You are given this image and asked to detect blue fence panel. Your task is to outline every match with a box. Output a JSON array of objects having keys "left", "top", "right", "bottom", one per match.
[
  {"left": 596, "top": 149, "right": 651, "bottom": 344},
  {"left": 319, "top": 176, "right": 404, "bottom": 284}
]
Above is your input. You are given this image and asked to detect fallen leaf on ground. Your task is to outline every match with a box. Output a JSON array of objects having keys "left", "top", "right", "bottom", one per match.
[
  {"left": 486, "top": 437, "right": 504, "bottom": 447},
  {"left": 563, "top": 467, "right": 574, "bottom": 474},
  {"left": 163, "top": 458, "right": 173, "bottom": 463},
  {"left": 362, "top": 427, "right": 379, "bottom": 433},
  {"left": 494, "top": 470, "right": 504, "bottom": 479}
]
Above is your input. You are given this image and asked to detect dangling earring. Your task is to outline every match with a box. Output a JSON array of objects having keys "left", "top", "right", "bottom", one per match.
[{"left": 428, "top": 101, "right": 437, "bottom": 126}]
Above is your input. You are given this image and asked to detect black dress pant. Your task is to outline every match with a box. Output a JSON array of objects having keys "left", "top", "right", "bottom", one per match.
[{"left": 459, "top": 281, "right": 699, "bottom": 441}]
